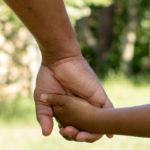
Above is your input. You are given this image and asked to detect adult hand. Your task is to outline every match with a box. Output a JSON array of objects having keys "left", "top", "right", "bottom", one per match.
[
  {"left": 34, "top": 56, "right": 113, "bottom": 142},
  {"left": 5, "top": 0, "right": 113, "bottom": 142}
]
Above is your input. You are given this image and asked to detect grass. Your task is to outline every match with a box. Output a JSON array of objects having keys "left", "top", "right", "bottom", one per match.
[
  {"left": 0, "top": 96, "right": 36, "bottom": 125},
  {"left": 102, "top": 73, "right": 150, "bottom": 107},
  {"left": 0, "top": 74, "right": 150, "bottom": 150},
  {"left": 1, "top": 125, "right": 150, "bottom": 150}
]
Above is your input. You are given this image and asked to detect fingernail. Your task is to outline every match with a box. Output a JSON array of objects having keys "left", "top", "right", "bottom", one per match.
[{"left": 40, "top": 94, "right": 48, "bottom": 102}]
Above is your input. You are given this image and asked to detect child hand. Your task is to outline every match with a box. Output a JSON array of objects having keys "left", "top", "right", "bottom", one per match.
[{"left": 41, "top": 94, "right": 100, "bottom": 133}]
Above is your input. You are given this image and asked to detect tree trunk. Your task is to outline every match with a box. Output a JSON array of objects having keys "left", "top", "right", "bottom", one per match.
[
  {"left": 121, "top": 0, "right": 138, "bottom": 75},
  {"left": 94, "top": 3, "right": 115, "bottom": 73}
]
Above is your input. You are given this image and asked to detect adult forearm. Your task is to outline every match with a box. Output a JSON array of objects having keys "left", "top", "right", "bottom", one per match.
[
  {"left": 5, "top": 0, "right": 81, "bottom": 64},
  {"left": 95, "top": 104, "right": 150, "bottom": 137}
]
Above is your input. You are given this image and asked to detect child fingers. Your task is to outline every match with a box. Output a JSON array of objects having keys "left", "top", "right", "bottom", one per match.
[
  {"left": 60, "top": 126, "right": 79, "bottom": 141},
  {"left": 76, "top": 132, "right": 103, "bottom": 143},
  {"left": 40, "top": 94, "right": 68, "bottom": 106}
]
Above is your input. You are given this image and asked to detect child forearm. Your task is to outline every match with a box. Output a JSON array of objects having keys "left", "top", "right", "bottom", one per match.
[
  {"left": 94, "top": 104, "right": 150, "bottom": 137},
  {"left": 41, "top": 93, "right": 150, "bottom": 138}
]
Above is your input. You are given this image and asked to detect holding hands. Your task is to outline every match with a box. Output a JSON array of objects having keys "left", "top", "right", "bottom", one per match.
[
  {"left": 40, "top": 94, "right": 104, "bottom": 134},
  {"left": 41, "top": 92, "right": 150, "bottom": 138},
  {"left": 5, "top": 0, "right": 113, "bottom": 142},
  {"left": 34, "top": 57, "right": 113, "bottom": 142},
  {"left": 6, "top": 0, "right": 150, "bottom": 142}
]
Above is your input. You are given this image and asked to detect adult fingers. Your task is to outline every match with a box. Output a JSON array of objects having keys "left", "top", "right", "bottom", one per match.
[
  {"left": 59, "top": 126, "right": 79, "bottom": 141},
  {"left": 34, "top": 91, "right": 53, "bottom": 136},
  {"left": 76, "top": 131, "right": 103, "bottom": 143},
  {"left": 35, "top": 100, "right": 54, "bottom": 136}
]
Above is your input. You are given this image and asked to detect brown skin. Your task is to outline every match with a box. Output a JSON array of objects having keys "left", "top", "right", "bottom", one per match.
[
  {"left": 4, "top": 0, "right": 81, "bottom": 65},
  {"left": 41, "top": 94, "right": 150, "bottom": 138},
  {"left": 34, "top": 62, "right": 113, "bottom": 142},
  {"left": 4, "top": 0, "right": 113, "bottom": 142}
]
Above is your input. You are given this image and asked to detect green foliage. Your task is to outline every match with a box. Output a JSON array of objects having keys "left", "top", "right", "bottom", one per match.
[
  {"left": 2, "top": 0, "right": 150, "bottom": 77},
  {"left": 65, "top": 0, "right": 112, "bottom": 24},
  {"left": 132, "top": 1, "right": 150, "bottom": 73},
  {"left": 0, "top": 1, "right": 22, "bottom": 27},
  {"left": 65, "top": 0, "right": 112, "bottom": 7},
  {"left": 83, "top": 0, "right": 112, "bottom": 6},
  {"left": 74, "top": 0, "right": 150, "bottom": 76},
  {"left": 0, "top": 96, "right": 35, "bottom": 124}
]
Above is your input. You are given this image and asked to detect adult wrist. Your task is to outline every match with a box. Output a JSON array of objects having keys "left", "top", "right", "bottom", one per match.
[
  {"left": 42, "top": 52, "right": 82, "bottom": 67},
  {"left": 39, "top": 41, "right": 82, "bottom": 66}
]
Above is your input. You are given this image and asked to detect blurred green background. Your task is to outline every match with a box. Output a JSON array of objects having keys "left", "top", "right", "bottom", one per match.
[{"left": 0, "top": 0, "right": 150, "bottom": 150}]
